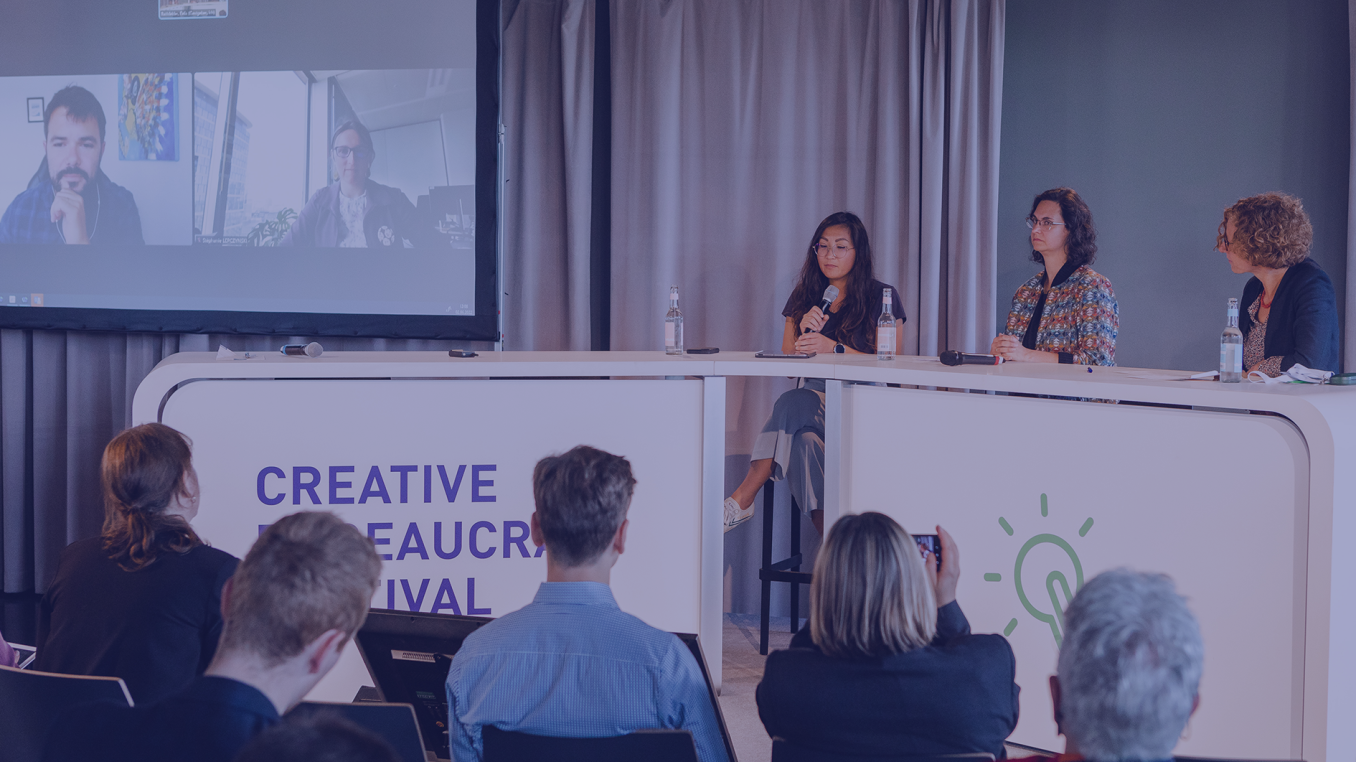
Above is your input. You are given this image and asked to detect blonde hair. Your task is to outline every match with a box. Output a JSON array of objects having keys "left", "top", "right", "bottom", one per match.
[
  {"left": 218, "top": 511, "right": 382, "bottom": 665},
  {"left": 809, "top": 512, "right": 937, "bottom": 658}
]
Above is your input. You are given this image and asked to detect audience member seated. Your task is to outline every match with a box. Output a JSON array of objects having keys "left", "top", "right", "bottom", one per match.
[
  {"left": 42, "top": 511, "right": 383, "bottom": 762},
  {"left": 0, "top": 629, "right": 16, "bottom": 667},
  {"left": 445, "top": 445, "right": 728, "bottom": 762},
  {"left": 35, "top": 423, "right": 239, "bottom": 703},
  {"left": 757, "top": 514, "right": 1018, "bottom": 759},
  {"left": 1009, "top": 569, "right": 1203, "bottom": 762},
  {"left": 234, "top": 712, "right": 400, "bottom": 762}
]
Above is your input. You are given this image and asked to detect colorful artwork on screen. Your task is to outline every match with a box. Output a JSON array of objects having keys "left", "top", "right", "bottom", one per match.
[{"left": 118, "top": 73, "right": 178, "bottom": 161}]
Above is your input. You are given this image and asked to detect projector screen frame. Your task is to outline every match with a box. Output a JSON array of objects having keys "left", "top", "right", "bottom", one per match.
[{"left": 0, "top": 0, "right": 502, "bottom": 342}]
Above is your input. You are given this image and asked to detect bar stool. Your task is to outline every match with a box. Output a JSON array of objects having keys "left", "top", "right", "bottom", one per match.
[{"left": 758, "top": 479, "right": 811, "bottom": 655}]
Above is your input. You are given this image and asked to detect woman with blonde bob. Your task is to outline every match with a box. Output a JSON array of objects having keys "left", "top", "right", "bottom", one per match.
[
  {"left": 757, "top": 513, "right": 1018, "bottom": 758},
  {"left": 35, "top": 423, "right": 239, "bottom": 704}
]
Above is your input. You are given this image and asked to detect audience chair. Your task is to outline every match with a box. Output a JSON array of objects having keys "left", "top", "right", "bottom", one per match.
[
  {"left": 481, "top": 725, "right": 699, "bottom": 762},
  {"left": 772, "top": 739, "right": 995, "bottom": 762},
  {"left": 288, "top": 701, "right": 428, "bottom": 762},
  {"left": 0, "top": 665, "right": 133, "bottom": 761},
  {"left": 759, "top": 478, "right": 812, "bottom": 655}
]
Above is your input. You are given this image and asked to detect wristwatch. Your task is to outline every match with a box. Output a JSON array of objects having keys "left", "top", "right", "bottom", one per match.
[{"left": 834, "top": 342, "right": 845, "bottom": 354}]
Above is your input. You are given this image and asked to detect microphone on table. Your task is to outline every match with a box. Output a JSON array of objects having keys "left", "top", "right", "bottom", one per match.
[
  {"left": 940, "top": 350, "right": 1003, "bottom": 366},
  {"left": 281, "top": 342, "right": 324, "bottom": 358},
  {"left": 803, "top": 285, "right": 840, "bottom": 334}
]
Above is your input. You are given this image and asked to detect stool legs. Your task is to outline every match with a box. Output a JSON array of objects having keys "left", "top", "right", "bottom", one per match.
[{"left": 759, "top": 481, "right": 775, "bottom": 655}]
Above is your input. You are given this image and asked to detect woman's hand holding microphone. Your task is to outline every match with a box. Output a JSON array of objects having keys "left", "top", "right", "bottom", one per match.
[{"left": 795, "top": 307, "right": 838, "bottom": 354}]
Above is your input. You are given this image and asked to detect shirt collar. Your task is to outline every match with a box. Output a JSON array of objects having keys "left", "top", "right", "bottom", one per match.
[
  {"left": 531, "top": 581, "right": 620, "bottom": 608},
  {"left": 183, "top": 675, "right": 280, "bottom": 720},
  {"left": 1050, "top": 260, "right": 1079, "bottom": 288}
]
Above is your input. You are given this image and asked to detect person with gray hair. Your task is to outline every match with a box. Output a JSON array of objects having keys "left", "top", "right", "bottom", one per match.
[
  {"left": 445, "top": 445, "right": 728, "bottom": 762},
  {"left": 1018, "top": 569, "right": 1204, "bottom": 762}
]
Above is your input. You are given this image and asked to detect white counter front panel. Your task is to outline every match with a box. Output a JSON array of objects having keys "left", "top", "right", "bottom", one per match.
[
  {"left": 162, "top": 378, "right": 706, "bottom": 702},
  {"left": 839, "top": 385, "right": 1308, "bottom": 760}
]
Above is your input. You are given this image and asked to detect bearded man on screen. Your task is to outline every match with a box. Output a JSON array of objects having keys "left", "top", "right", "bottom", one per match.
[{"left": 0, "top": 85, "right": 144, "bottom": 245}]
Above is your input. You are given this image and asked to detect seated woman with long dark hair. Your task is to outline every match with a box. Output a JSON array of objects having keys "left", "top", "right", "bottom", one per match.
[
  {"left": 34, "top": 423, "right": 238, "bottom": 704},
  {"left": 757, "top": 514, "right": 1018, "bottom": 759},
  {"left": 723, "top": 211, "right": 904, "bottom": 534}
]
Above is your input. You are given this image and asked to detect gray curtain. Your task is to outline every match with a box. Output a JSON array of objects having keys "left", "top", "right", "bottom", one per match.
[
  {"left": 502, "top": 0, "right": 597, "bottom": 351},
  {"left": 608, "top": 0, "right": 1004, "bottom": 615}
]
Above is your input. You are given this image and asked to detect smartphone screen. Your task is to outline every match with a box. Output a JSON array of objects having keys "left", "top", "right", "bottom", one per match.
[{"left": 913, "top": 533, "right": 942, "bottom": 571}]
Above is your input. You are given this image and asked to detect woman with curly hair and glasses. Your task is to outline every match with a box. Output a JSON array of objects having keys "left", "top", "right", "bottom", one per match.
[
  {"left": 991, "top": 187, "right": 1118, "bottom": 365},
  {"left": 1215, "top": 192, "right": 1339, "bottom": 375}
]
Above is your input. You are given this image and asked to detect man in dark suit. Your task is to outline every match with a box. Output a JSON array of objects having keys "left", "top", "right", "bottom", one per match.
[{"left": 42, "top": 512, "right": 383, "bottom": 762}]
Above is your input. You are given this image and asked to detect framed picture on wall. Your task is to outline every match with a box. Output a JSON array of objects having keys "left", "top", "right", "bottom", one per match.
[{"left": 26, "top": 97, "right": 43, "bottom": 122}]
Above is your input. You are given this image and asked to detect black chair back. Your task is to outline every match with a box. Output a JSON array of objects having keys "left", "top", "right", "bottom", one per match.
[
  {"left": 482, "top": 725, "right": 699, "bottom": 762},
  {"left": 772, "top": 738, "right": 995, "bottom": 762},
  {"left": 288, "top": 701, "right": 427, "bottom": 762},
  {"left": 0, "top": 665, "right": 132, "bottom": 761}
]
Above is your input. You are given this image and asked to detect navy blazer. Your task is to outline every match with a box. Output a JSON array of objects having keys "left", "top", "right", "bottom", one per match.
[
  {"left": 1239, "top": 258, "right": 1340, "bottom": 374},
  {"left": 756, "top": 602, "right": 1019, "bottom": 759}
]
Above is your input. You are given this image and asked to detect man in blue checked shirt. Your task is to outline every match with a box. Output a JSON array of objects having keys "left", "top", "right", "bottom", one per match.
[
  {"left": 445, "top": 445, "right": 728, "bottom": 762},
  {"left": 0, "top": 85, "right": 143, "bottom": 246}
]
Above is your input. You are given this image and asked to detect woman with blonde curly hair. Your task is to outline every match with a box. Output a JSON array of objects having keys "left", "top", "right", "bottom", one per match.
[
  {"left": 756, "top": 514, "right": 1017, "bottom": 758},
  {"left": 1216, "top": 192, "right": 1339, "bottom": 375}
]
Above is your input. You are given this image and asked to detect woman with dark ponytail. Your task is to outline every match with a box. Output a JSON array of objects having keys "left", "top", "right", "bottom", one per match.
[{"left": 34, "top": 423, "right": 238, "bottom": 704}]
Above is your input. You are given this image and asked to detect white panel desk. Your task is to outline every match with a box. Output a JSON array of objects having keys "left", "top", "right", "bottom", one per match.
[{"left": 132, "top": 351, "right": 1356, "bottom": 762}]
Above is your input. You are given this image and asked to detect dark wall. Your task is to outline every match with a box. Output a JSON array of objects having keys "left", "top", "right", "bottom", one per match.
[{"left": 1000, "top": 0, "right": 1350, "bottom": 371}]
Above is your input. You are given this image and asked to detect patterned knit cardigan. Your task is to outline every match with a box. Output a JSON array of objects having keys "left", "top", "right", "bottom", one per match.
[{"left": 1002, "top": 265, "right": 1119, "bottom": 366}]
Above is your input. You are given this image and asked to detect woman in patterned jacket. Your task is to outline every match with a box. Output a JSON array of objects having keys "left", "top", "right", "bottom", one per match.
[{"left": 991, "top": 187, "right": 1118, "bottom": 366}]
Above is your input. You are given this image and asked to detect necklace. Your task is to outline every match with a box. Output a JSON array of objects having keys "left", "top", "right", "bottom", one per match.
[
  {"left": 55, "top": 182, "right": 100, "bottom": 244},
  {"left": 1260, "top": 291, "right": 1274, "bottom": 309}
]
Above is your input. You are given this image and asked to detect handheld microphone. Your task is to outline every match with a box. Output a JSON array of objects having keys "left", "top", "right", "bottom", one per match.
[
  {"left": 281, "top": 342, "right": 324, "bottom": 358},
  {"left": 939, "top": 350, "right": 1002, "bottom": 366},
  {"left": 804, "top": 285, "right": 840, "bottom": 334}
]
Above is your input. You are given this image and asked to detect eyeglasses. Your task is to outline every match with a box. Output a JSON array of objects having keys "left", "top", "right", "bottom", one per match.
[
  {"left": 1026, "top": 217, "right": 1065, "bottom": 231},
  {"left": 814, "top": 243, "right": 855, "bottom": 258},
  {"left": 332, "top": 146, "right": 373, "bottom": 160}
]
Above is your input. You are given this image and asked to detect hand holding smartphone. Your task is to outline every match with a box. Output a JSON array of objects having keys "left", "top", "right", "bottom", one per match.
[{"left": 914, "top": 533, "right": 942, "bottom": 571}]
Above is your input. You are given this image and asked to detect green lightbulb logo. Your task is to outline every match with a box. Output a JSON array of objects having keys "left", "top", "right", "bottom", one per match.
[{"left": 984, "top": 493, "right": 1094, "bottom": 648}]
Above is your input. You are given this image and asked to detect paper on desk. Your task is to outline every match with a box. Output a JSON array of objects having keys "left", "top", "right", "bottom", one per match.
[
  {"left": 216, "top": 345, "right": 254, "bottom": 361},
  {"left": 1245, "top": 364, "right": 1333, "bottom": 384},
  {"left": 1118, "top": 369, "right": 1217, "bottom": 381}
]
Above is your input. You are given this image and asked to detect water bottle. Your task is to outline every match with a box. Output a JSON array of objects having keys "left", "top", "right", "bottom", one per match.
[
  {"left": 1220, "top": 298, "right": 1242, "bottom": 383},
  {"left": 665, "top": 286, "right": 684, "bottom": 355},
  {"left": 876, "top": 289, "right": 896, "bottom": 361}
]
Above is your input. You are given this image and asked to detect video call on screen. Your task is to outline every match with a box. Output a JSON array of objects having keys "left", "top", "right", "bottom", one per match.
[{"left": 0, "top": 0, "right": 480, "bottom": 320}]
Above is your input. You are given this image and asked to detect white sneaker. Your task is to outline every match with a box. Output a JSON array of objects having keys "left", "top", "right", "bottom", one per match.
[{"left": 723, "top": 497, "right": 755, "bottom": 533}]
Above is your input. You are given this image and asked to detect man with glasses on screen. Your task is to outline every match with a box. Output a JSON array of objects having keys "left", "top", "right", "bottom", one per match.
[
  {"left": 280, "top": 119, "right": 417, "bottom": 248},
  {"left": 0, "top": 85, "right": 144, "bottom": 245}
]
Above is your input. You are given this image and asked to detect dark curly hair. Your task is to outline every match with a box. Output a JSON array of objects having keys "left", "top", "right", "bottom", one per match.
[
  {"left": 1216, "top": 192, "right": 1312, "bottom": 269},
  {"left": 787, "top": 211, "right": 877, "bottom": 353},
  {"left": 1029, "top": 188, "right": 1097, "bottom": 270}
]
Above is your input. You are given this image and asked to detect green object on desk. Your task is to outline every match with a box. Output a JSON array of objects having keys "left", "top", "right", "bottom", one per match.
[{"left": 1327, "top": 373, "right": 1356, "bottom": 385}]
